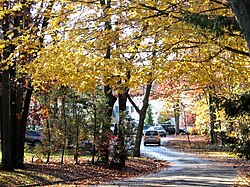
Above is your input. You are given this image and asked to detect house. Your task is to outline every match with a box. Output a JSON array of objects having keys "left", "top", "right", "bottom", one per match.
[{"left": 112, "top": 96, "right": 164, "bottom": 125}]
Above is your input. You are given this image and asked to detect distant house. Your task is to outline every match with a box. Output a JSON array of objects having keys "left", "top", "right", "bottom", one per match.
[
  {"left": 112, "top": 96, "right": 164, "bottom": 125},
  {"left": 112, "top": 97, "right": 140, "bottom": 124}
]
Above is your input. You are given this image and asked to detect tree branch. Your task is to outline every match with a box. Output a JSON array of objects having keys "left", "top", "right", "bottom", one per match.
[
  {"left": 127, "top": 94, "right": 140, "bottom": 114},
  {"left": 225, "top": 46, "right": 250, "bottom": 57}
]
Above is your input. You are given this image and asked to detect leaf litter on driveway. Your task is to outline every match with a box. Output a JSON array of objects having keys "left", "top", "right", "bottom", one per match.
[{"left": 95, "top": 135, "right": 249, "bottom": 187}]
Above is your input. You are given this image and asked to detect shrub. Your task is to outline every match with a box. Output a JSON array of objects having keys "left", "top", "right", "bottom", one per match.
[{"left": 225, "top": 137, "right": 250, "bottom": 160}]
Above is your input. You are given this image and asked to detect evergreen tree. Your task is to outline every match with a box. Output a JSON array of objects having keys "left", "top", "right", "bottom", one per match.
[{"left": 145, "top": 104, "right": 154, "bottom": 125}]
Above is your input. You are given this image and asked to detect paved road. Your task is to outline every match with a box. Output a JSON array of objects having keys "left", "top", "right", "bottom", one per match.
[{"left": 100, "top": 137, "right": 238, "bottom": 187}]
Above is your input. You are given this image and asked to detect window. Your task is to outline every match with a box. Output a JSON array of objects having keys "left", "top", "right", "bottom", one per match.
[
  {"left": 126, "top": 106, "right": 129, "bottom": 113},
  {"left": 131, "top": 106, "right": 135, "bottom": 113},
  {"left": 115, "top": 106, "right": 119, "bottom": 113},
  {"left": 145, "top": 131, "right": 158, "bottom": 136}
]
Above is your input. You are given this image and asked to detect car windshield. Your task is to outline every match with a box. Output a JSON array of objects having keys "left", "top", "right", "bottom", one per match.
[
  {"left": 27, "top": 130, "right": 40, "bottom": 136},
  {"left": 148, "top": 126, "right": 164, "bottom": 131},
  {"left": 155, "top": 126, "right": 164, "bottom": 130},
  {"left": 165, "top": 125, "right": 174, "bottom": 128},
  {"left": 145, "top": 131, "right": 158, "bottom": 136}
]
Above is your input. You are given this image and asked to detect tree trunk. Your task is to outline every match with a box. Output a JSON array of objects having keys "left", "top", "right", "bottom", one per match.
[
  {"left": 100, "top": 0, "right": 117, "bottom": 164},
  {"left": 12, "top": 79, "right": 26, "bottom": 169},
  {"left": 104, "top": 85, "right": 117, "bottom": 122},
  {"left": 20, "top": 83, "right": 33, "bottom": 165},
  {"left": 1, "top": 69, "right": 13, "bottom": 170},
  {"left": 174, "top": 104, "right": 180, "bottom": 135},
  {"left": 44, "top": 94, "right": 51, "bottom": 163},
  {"left": 1, "top": 10, "right": 13, "bottom": 169},
  {"left": 117, "top": 91, "right": 128, "bottom": 167},
  {"left": 73, "top": 97, "right": 79, "bottom": 164},
  {"left": 133, "top": 110, "right": 146, "bottom": 157},
  {"left": 10, "top": 69, "right": 17, "bottom": 167},
  {"left": 132, "top": 82, "right": 152, "bottom": 157},
  {"left": 61, "top": 94, "right": 67, "bottom": 164},
  {"left": 10, "top": 0, "right": 24, "bottom": 168},
  {"left": 183, "top": 110, "right": 191, "bottom": 145},
  {"left": 46, "top": 117, "right": 51, "bottom": 163},
  {"left": 0, "top": 75, "right": 2, "bottom": 155},
  {"left": 1, "top": 0, "right": 47, "bottom": 170},
  {"left": 229, "top": 0, "right": 250, "bottom": 54},
  {"left": 91, "top": 100, "right": 97, "bottom": 164},
  {"left": 102, "top": 0, "right": 116, "bottom": 122},
  {"left": 209, "top": 93, "right": 217, "bottom": 144}
]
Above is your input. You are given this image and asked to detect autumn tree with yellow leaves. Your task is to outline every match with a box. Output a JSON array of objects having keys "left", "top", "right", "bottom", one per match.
[
  {"left": 0, "top": 0, "right": 73, "bottom": 170},
  {"left": 1, "top": 0, "right": 250, "bottom": 170},
  {"left": 0, "top": 0, "right": 44, "bottom": 170}
]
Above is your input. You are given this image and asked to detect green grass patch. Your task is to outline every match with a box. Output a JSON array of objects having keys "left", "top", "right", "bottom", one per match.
[
  {"left": 0, "top": 148, "right": 93, "bottom": 186},
  {"left": 0, "top": 170, "right": 39, "bottom": 186},
  {"left": 0, "top": 156, "right": 87, "bottom": 186}
]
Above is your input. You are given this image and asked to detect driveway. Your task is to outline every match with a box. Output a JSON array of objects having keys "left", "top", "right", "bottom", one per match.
[{"left": 100, "top": 137, "right": 238, "bottom": 187}]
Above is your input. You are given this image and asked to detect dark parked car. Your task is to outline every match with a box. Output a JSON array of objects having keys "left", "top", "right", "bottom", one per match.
[
  {"left": 161, "top": 124, "right": 175, "bottom": 134},
  {"left": 161, "top": 124, "right": 187, "bottom": 135},
  {"left": 25, "top": 130, "right": 46, "bottom": 146}
]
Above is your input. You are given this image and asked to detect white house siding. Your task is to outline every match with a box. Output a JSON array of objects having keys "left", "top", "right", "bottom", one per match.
[{"left": 112, "top": 97, "right": 164, "bottom": 125}]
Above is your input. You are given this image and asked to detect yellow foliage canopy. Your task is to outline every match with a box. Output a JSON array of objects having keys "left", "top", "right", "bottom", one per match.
[{"left": 1, "top": 0, "right": 248, "bottom": 97}]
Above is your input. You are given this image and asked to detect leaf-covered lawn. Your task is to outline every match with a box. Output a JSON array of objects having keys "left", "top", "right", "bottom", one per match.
[
  {"left": 0, "top": 157, "right": 169, "bottom": 186},
  {"left": 165, "top": 135, "right": 250, "bottom": 187}
]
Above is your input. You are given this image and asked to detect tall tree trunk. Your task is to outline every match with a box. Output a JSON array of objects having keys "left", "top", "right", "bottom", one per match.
[
  {"left": 104, "top": 85, "right": 117, "bottom": 122},
  {"left": 61, "top": 94, "right": 67, "bottom": 164},
  {"left": 117, "top": 90, "right": 128, "bottom": 167},
  {"left": 1, "top": 8, "right": 13, "bottom": 169},
  {"left": 46, "top": 117, "right": 51, "bottom": 163},
  {"left": 10, "top": 0, "right": 23, "bottom": 168},
  {"left": 183, "top": 110, "right": 191, "bottom": 145},
  {"left": 0, "top": 76, "right": 2, "bottom": 155},
  {"left": 101, "top": 0, "right": 117, "bottom": 122},
  {"left": 1, "top": 69, "right": 13, "bottom": 170},
  {"left": 103, "top": 85, "right": 116, "bottom": 161},
  {"left": 229, "top": 0, "right": 250, "bottom": 54},
  {"left": 1, "top": 0, "right": 48, "bottom": 170},
  {"left": 131, "top": 82, "right": 152, "bottom": 157},
  {"left": 209, "top": 93, "right": 217, "bottom": 144},
  {"left": 73, "top": 96, "right": 79, "bottom": 164},
  {"left": 44, "top": 93, "right": 51, "bottom": 163},
  {"left": 133, "top": 110, "right": 146, "bottom": 157},
  {"left": 12, "top": 79, "right": 25, "bottom": 169},
  {"left": 1, "top": 0, "right": 35, "bottom": 170},
  {"left": 174, "top": 103, "right": 180, "bottom": 135},
  {"left": 20, "top": 82, "right": 33, "bottom": 165},
  {"left": 10, "top": 69, "right": 17, "bottom": 167},
  {"left": 91, "top": 99, "right": 97, "bottom": 164},
  {"left": 101, "top": 0, "right": 117, "bottom": 164}
]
